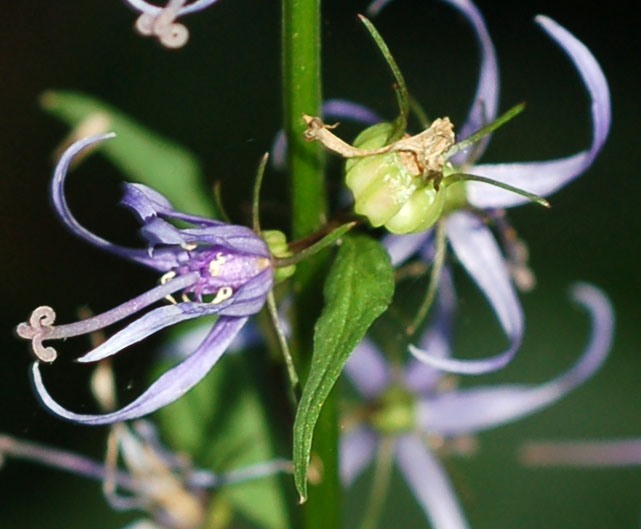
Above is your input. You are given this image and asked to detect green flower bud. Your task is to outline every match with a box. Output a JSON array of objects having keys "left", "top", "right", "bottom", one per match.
[
  {"left": 370, "top": 385, "right": 416, "bottom": 435},
  {"left": 262, "top": 230, "right": 295, "bottom": 283}
]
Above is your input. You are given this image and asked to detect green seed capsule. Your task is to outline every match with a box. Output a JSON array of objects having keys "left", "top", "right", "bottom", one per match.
[{"left": 345, "top": 122, "right": 446, "bottom": 234}]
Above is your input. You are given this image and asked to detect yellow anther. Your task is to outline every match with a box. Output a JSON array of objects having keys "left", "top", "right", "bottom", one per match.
[
  {"left": 211, "top": 287, "right": 233, "bottom": 305},
  {"left": 159, "top": 271, "right": 176, "bottom": 285},
  {"left": 208, "top": 252, "right": 227, "bottom": 277},
  {"left": 257, "top": 257, "right": 272, "bottom": 271},
  {"left": 181, "top": 243, "right": 198, "bottom": 251}
]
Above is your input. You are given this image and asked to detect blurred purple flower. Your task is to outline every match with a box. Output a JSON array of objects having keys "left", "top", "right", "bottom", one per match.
[
  {"left": 326, "top": 0, "right": 611, "bottom": 374},
  {"left": 522, "top": 438, "right": 641, "bottom": 468},
  {"left": 341, "top": 279, "right": 614, "bottom": 529},
  {"left": 0, "top": 420, "right": 290, "bottom": 529},
  {"left": 123, "top": 0, "right": 223, "bottom": 48},
  {"left": 17, "top": 134, "right": 274, "bottom": 425}
]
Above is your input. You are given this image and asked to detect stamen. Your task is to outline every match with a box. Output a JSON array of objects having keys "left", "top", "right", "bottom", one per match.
[
  {"left": 208, "top": 252, "right": 227, "bottom": 277},
  {"left": 16, "top": 306, "right": 58, "bottom": 362},
  {"left": 210, "top": 286, "right": 233, "bottom": 305},
  {"left": 134, "top": 0, "right": 190, "bottom": 49},
  {"left": 160, "top": 271, "right": 178, "bottom": 304},
  {"left": 160, "top": 271, "right": 176, "bottom": 284},
  {"left": 16, "top": 273, "right": 199, "bottom": 362}
]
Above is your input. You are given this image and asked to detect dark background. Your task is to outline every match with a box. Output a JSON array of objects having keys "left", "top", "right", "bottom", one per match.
[{"left": 1, "top": 1, "right": 639, "bottom": 528}]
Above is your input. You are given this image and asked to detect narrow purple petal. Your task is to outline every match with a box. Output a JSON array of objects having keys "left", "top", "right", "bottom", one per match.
[
  {"left": 322, "top": 100, "right": 383, "bottom": 125},
  {"left": 76, "top": 303, "right": 226, "bottom": 364},
  {"left": 52, "top": 134, "right": 177, "bottom": 271},
  {"left": 214, "top": 267, "right": 273, "bottom": 316},
  {"left": 271, "top": 99, "right": 382, "bottom": 171},
  {"left": 77, "top": 268, "right": 272, "bottom": 364},
  {"left": 140, "top": 217, "right": 189, "bottom": 247},
  {"left": 123, "top": 0, "right": 221, "bottom": 16},
  {"left": 366, "top": 0, "right": 392, "bottom": 16},
  {"left": 521, "top": 439, "right": 641, "bottom": 467},
  {"left": 0, "top": 434, "right": 134, "bottom": 490},
  {"left": 344, "top": 338, "right": 390, "bottom": 398},
  {"left": 410, "top": 211, "right": 523, "bottom": 374},
  {"left": 339, "top": 427, "right": 378, "bottom": 487},
  {"left": 395, "top": 435, "right": 471, "bottom": 529},
  {"left": 443, "top": 0, "right": 499, "bottom": 164},
  {"left": 467, "top": 16, "right": 611, "bottom": 208},
  {"left": 178, "top": 0, "right": 221, "bottom": 15},
  {"left": 189, "top": 458, "right": 292, "bottom": 488},
  {"left": 382, "top": 231, "right": 432, "bottom": 267},
  {"left": 32, "top": 316, "right": 248, "bottom": 425},
  {"left": 404, "top": 268, "right": 457, "bottom": 393},
  {"left": 180, "top": 225, "right": 271, "bottom": 258},
  {"left": 122, "top": 183, "right": 222, "bottom": 227},
  {"left": 424, "top": 283, "right": 613, "bottom": 435}
]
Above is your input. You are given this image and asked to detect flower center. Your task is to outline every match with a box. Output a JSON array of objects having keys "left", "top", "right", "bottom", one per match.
[
  {"left": 171, "top": 246, "right": 271, "bottom": 303},
  {"left": 369, "top": 385, "right": 417, "bottom": 435}
]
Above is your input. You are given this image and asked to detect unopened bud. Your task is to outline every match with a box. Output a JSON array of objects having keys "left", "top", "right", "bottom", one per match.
[{"left": 263, "top": 230, "right": 295, "bottom": 283}]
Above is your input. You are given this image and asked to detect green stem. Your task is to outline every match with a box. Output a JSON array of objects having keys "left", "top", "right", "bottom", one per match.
[
  {"left": 282, "top": 1, "right": 339, "bottom": 528},
  {"left": 266, "top": 291, "right": 300, "bottom": 401},
  {"left": 359, "top": 436, "right": 396, "bottom": 529},
  {"left": 407, "top": 220, "right": 447, "bottom": 336},
  {"left": 282, "top": 0, "right": 326, "bottom": 241}
]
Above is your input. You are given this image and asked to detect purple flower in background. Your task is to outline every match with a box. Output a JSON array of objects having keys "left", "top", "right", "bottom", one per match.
[
  {"left": 123, "top": 0, "right": 223, "bottom": 48},
  {"left": 341, "top": 277, "right": 613, "bottom": 529},
  {"left": 522, "top": 438, "right": 641, "bottom": 468},
  {"left": 328, "top": 0, "right": 611, "bottom": 375},
  {"left": 16, "top": 134, "right": 274, "bottom": 425},
  {"left": 0, "top": 421, "right": 290, "bottom": 529}
]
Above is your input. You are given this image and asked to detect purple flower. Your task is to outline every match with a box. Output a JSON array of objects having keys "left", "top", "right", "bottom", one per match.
[
  {"left": 0, "top": 421, "right": 290, "bottom": 529},
  {"left": 522, "top": 438, "right": 641, "bottom": 468},
  {"left": 16, "top": 134, "right": 274, "bottom": 425},
  {"left": 328, "top": 0, "right": 611, "bottom": 374},
  {"left": 341, "top": 279, "right": 614, "bottom": 529},
  {"left": 123, "top": 0, "right": 223, "bottom": 48}
]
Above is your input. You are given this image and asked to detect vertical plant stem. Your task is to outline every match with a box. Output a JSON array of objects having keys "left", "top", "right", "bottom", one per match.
[
  {"left": 282, "top": 1, "right": 339, "bottom": 528},
  {"left": 282, "top": 0, "right": 326, "bottom": 242},
  {"left": 359, "top": 437, "right": 395, "bottom": 529}
]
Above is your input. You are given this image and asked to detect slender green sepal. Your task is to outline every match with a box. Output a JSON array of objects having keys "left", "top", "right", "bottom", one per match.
[
  {"left": 445, "top": 102, "right": 526, "bottom": 159},
  {"left": 213, "top": 181, "right": 232, "bottom": 223},
  {"left": 252, "top": 152, "right": 270, "bottom": 233},
  {"left": 409, "top": 94, "right": 431, "bottom": 129},
  {"left": 445, "top": 173, "right": 551, "bottom": 208},
  {"left": 275, "top": 221, "right": 357, "bottom": 268},
  {"left": 358, "top": 15, "right": 409, "bottom": 142}
]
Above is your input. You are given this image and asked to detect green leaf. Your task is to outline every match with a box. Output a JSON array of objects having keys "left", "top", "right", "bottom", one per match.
[
  {"left": 154, "top": 332, "right": 291, "bottom": 529},
  {"left": 40, "top": 90, "right": 218, "bottom": 218},
  {"left": 293, "top": 234, "right": 395, "bottom": 501}
]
